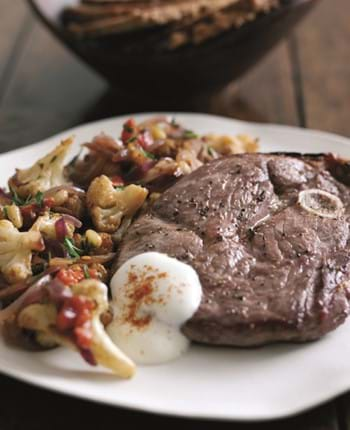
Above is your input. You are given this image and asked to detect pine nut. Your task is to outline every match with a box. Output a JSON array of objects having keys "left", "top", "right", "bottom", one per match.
[{"left": 85, "top": 229, "right": 102, "bottom": 248}]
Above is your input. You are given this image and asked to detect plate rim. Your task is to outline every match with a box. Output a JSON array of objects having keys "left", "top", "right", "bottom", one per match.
[{"left": 1, "top": 345, "right": 350, "bottom": 423}]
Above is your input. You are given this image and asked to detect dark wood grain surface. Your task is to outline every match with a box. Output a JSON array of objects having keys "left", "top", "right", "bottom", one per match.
[{"left": 0, "top": 0, "right": 349, "bottom": 428}]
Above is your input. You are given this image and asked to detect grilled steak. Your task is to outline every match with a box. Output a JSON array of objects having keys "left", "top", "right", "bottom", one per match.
[{"left": 116, "top": 153, "right": 350, "bottom": 346}]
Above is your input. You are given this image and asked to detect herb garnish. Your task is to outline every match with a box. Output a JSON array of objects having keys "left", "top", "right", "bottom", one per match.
[
  {"left": 183, "top": 130, "right": 198, "bottom": 139},
  {"left": 126, "top": 136, "right": 138, "bottom": 144},
  {"left": 83, "top": 265, "right": 91, "bottom": 279},
  {"left": 10, "top": 188, "right": 31, "bottom": 206},
  {"left": 34, "top": 191, "right": 44, "bottom": 206},
  {"left": 63, "top": 237, "right": 83, "bottom": 259},
  {"left": 32, "top": 263, "right": 46, "bottom": 276},
  {"left": 10, "top": 188, "right": 44, "bottom": 207},
  {"left": 123, "top": 124, "right": 134, "bottom": 133},
  {"left": 208, "top": 147, "right": 215, "bottom": 156},
  {"left": 171, "top": 118, "right": 180, "bottom": 128},
  {"left": 140, "top": 148, "right": 156, "bottom": 160}
]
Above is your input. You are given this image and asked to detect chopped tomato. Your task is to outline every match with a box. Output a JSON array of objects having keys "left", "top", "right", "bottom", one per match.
[
  {"left": 110, "top": 175, "right": 124, "bottom": 187},
  {"left": 75, "top": 302, "right": 94, "bottom": 327},
  {"left": 56, "top": 267, "right": 85, "bottom": 286},
  {"left": 43, "top": 197, "right": 55, "bottom": 208},
  {"left": 56, "top": 303, "right": 76, "bottom": 331},
  {"left": 121, "top": 118, "right": 137, "bottom": 143},
  {"left": 56, "top": 266, "right": 100, "bottom": 286},
  {"left": 20, "top": 204, "right": 37, "bottom": 223},
  {"left": 87, "top": 268, "right": 99, "bottom": 280},
  {"left": 56, "top": 295, "right": 95, "bottom": 349},
  {"left": 75, "top": 322, "right": 93, "bottom": 349},
  {"left": 20, "top": 198, "right": 55, "bottom": 228},
  {"left": 54, "top": 267, "right": 99, "bottom": 353}
]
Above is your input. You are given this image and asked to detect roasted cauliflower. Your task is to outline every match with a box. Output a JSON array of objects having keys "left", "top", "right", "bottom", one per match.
[
  {"left": 204, "top": 134, "right": 259, "bottom": 155},
  {"left": 31, "top": 212, "right": 76, "bottom": 240},
  {"left": 8, "top": 138, "right": 73, "bottom": 198},
  {"left": 0, "top": 220, "right": 44, "bottom": 283},
  {"left": 17, "top": 279, "right": 136, "bottom": 377},
  {"left": 86, "top": 175, "right": 148, "bottom": 233}
]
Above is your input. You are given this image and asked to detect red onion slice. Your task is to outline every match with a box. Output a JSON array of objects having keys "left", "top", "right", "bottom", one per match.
[
  {"left": 61, "top": 214, "right": 82, "bottom": 229},
  {"left": 147, "top": 140, "right": 166, "bottom": 152},
  {"left": 44, "top": 238, "right": 67, "bottom": 258},
  {"left": 44, "top": 185, "right": 85, "bottom": 198},
  {"left": 112, "top": 148, "right": 129, "bottom": 163},
  {"left": 0, "top": 267, "right": 59, "bottom": 301},
  {"left": 80, "top": 348, "right": 97, "bottom": 366},
  {"left": 55, "top": 218, "right": 68, "bottom": 242},
  {"left": 85, "top": 133, "right": 123, "bottom": 155},
  {"left": 139, "top": 116, "right": 170, "bottom": 127},
  {"left": 138, "top": 160, "right": 157, "bottom": 174},
  {"left": 47, "top": 279, "right": 73, "bottom": 305},
  {"left": 0, "top": 275, "right": 52, "bottom": 324}
]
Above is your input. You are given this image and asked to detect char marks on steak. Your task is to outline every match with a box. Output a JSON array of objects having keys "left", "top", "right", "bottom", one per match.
[{"left": 116, "top": 153, "right": 350, "bottom": 346}]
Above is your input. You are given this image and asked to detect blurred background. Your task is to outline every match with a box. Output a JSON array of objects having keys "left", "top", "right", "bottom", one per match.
[{"left": 0, "top": 0, "right": 348, "bottom": 155}]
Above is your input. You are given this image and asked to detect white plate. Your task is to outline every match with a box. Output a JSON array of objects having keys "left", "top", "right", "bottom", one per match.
[{"left": 1, "top": 113, "right": 350, "bottom": 422}]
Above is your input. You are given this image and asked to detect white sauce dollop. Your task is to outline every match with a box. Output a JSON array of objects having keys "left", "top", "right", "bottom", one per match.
[{"left": 107, "top": 252, "right": 202, "bottom": 364}]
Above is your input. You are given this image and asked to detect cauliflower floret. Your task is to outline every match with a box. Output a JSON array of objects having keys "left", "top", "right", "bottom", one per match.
[
  {"left": 87, "top": 175, "right": 148, "bottom": 233},
  {"left": 204, "top": 134, "right": 259, "bottom": 155},
  {"left": 0, "top": 220, "right": 44, "bottom": 283},
  {"left": 0, "top": 192, "right": 12, "bottom": 221},
  {"left": 31, "top": 212, "right": 75, "bottom": 240},
  {"left": 8, "top": 138, "right": 73, "bottom": 198},
  {"left": 17, "top": 280, "right": 136, "bottom": 378}
]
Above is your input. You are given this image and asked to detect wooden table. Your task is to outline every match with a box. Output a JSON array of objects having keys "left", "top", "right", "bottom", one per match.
[{"left": 1, "top": 0, "right": 350, "bottom": 428}]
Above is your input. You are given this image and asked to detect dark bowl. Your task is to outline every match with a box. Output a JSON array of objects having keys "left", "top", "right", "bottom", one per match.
[{"left": 28, "top": 0, "right": 319, "bottom": 99}]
